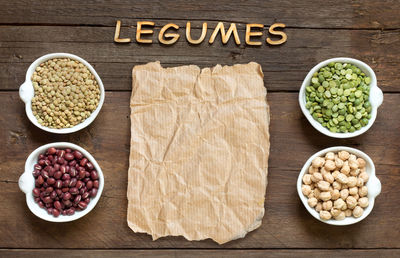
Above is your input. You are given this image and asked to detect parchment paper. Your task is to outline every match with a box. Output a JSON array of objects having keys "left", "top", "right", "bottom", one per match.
[{"left": 127, "top": 61, "right": 270, "bottom": 244}]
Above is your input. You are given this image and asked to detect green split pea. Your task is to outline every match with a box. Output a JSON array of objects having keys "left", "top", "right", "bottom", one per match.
[{"left": 305, "top": 62, "right": 372, "bottom": 133}]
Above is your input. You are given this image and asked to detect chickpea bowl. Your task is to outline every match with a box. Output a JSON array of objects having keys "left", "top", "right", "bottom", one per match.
[
  {"left": 19, "top": 53, "right": 105, "bottom": 134},
  {"left": 299, "top": 57, "right": 383, "bottom": 138},
  {"left": 297, "top": 146, "right": 381, "bottom": 225},
  {"left": 18, "top": 142, "right": 104, "bottom": 222}
]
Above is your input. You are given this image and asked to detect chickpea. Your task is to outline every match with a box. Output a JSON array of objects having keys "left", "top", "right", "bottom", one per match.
[
  {"left": 356, "top": 178, "right": 364, "bottom": 187},
  {"left": 350, "top": 168, "right": 360, "bottom": 177},
  {"left": 308, "top": 166, "right": 319, "bottom": 174},
  {"left": 332, "top": 170, "right": 340, "bottom": 180},
  {"left": 317, "top": 181, "right": 330, "bottom": 191},
  {"left": 357, "top": 158, "right": 366, "bottom": 168},
  {"left": 349, "top": 154, "right": 357, "bottom": 162},
  {"left": 353, "top": 206, "right": 364, "bottom": 218},
  {"left": 325, "top": 152, "right": 335, "bottom": 160},
  {"left": 358, "top": 197, "right": 369, "bottom": 208},
  {"left": 314, "top": 188, "right": 321, "bottom": 199},
  {"left": 310, "top": 183, "right": 315, "bottom": 190},
  {"left": 349, "top": 187, "right": 358, "bottom": 196},
  {"left": 336, "top": 173, "right": 349, "bottom": 184},
  {"left": 319, "top": 191, "right": 332, "bottom": 202},
  {"left": 341, "top": 184, "right": 349, "bottom": 189},
  {"left": 331, "top": 208, "right": 341, "bottom": 217},
  {"left": 349, "top": 160, "right": 359, "bottom": 170},
  {"left": 320, "top": 210, "right": 332, "bottom": 220},
  {"left": 322, "top": 200, "right": 333, "bottom": 211},
  {"left": 312, "top": 157, "right": 325, "bottom": 168},
  {"left": 359, "top": 172, "right": 369, "bottom": 183},
  {"left": 320, "top": 167, "right": 328, "bottom": 175},
  {"left": 307, "top": 190, "right": 315, "bottom": 199},
  {"left": 323, "top": 172, "right": 334, "bottom": 184},
  {"left": 335, "top": 157, "right": 344, "bottom": 169},
  {"left": 345, "top": 209, "right": 352, "bottom": 217},
  {"left": 308, "top": 197, "right": 318, "bottom": 208},
  {"left": 347, "top": 176, "right": 357, "bottom": 187},
  {"left": 311, "top": 172, "right": 323, "bottom": 183},
  {"left": 332, "top": 181, "right": 342, "bottom": 190},
  {"left": 334, "top": 211, "right": 346, "bottom": 220},
  {"left": 302, "top": 184, "right": 312, "bottom": 196},
  {"left": 352, "top": 194, "right": 360, "bottom": 200},
  {"left": 346, "top": 196, "right": 357, "bottom": 209},
  {"left": 302, "top": 174, "right": 312, "bottom": 185},
  {"left": 331, "top": 189, "right": 340, "bottom": 200},
  {"left": 340, "top": 164, "right": 350, "bottom": 175},
  {"left": 334, "top": 198, "right": 345, "bottom": 210},
  {"left": 338, "top": 151, "right": 350, "bottom": 161},
  {"left": 340, "top": 189, "right": 349, "bottom": 200},
  {"left": 341, "top": 202, "right": 347, "bottom": 211},
  {"left": 359, "top": 186, "right": 368, "bottom": 197},
  {"left": 315, "top": 202, "right": 323, "bottom": 212},
  {"left": 324, "top": 160, "right": 336, "bottom": 171}
]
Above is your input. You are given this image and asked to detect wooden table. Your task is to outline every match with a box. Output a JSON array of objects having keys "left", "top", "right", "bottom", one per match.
[{"left": 1, "top": 1, "right": 399, "bottom": 257}]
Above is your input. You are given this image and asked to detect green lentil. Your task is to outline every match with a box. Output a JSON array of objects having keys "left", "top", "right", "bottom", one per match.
[
  {"left": 305, "top": 62, "right": 372, "bottom": 133},
  {"left": 31, "top": 58, "right": 101, "bottom": 129}
]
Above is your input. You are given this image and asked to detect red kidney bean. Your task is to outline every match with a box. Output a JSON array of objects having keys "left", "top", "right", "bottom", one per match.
[
  {"left": 62, "top": 210, "right": 67, "bottom": 216},
  {"left": 50, "top": 191, "right": 57, "bottom": 199},
  {"left": 33, "top": 188, "right": 40, "bottom": 197},
  {"left": 90, "top": 188, "right": 98, "bottom": 198},
  {"left": 44, "top": 165, "right": 51, "bottom": 172},
  {"left": 34, "top": 197, "right": 40, "bottom": 203},
  {"left": 39, "top": 154, "right": 45, "bottom": 159},
  {"left": 33, "top": 170, "right": 41, "bottom": 177},
  {"left": 40, "top": 191, "right": 48, "bottom": 198},
  {"left": 57, "top": 157, "right": 65, "bottom": 165},
  {"left": 65, "top": 148, "right": 72, "bottom": 153},
  {"left": 47, "top": 155, "right": 54, "bottom": 161},
  {"left": 60, "top": 165, "right": 66, "bottom": 174},
  {"left": 62, "top": 173, "right": 70, "bottom": 180},
  {"left": 65, "top": 165, "right": 70, "bottom": 173},
  {"left": 70, "top": 167, "right": 77, "bottom": 177},
  {"left": 38, "top": 201, "right": 44, "bottom": 208},
  {"left": 62, "top": 187, "right": 69, "bottom": 193},
  {"left": 44, "top": 159, "right": 52, "bottom": 166},
  {"left": 90, "top": 170, "right": 99, "bottom": 180},
  {"left": 54, "top": 171, "right": 62, "bottom": 180},
  {"left": 73, "top": 195, "right": 82, "bottom": 205},
  {"left": 53, "top": 201, "right": 61, "bottom": 210},
  {"left": 53, "top": 163, "right": 60, "bottom": 171},
  {"left": 73, "top": 150, "right": 83, "bottom": 160},
  {"left": 63, "top": 179, "right": 71, "bottom": 188},
  {"left": 38, "top": 159, "right": 45, "bottom": 166},
  {"left": 48, "top": 169, "right": 55, "bottom": 177},
  {"left": 48, "top": 147, "right": 57, "bottom": 155},
  {"left": 86, "top": 162, "right": 94, "bottom": 171},
  {"left": 47, "top": 208, "right": 53, "bottom": 214},
  {"left": 43, "top": 182, "right": 49, "bottom": 188},
  {"left": 65, "top": 153, "right": 74, "bottom": 161},
  {"left": 80, "top": 158, "right": 88, "bottom": 167},
  {"left": 56, "top": 189, "right": 63, "bottom": 196},
  {"left": 45, "top": 203, "right": 52, "bottom": 208},
  {"left": 52, "top": 209, "right": 60, "bottom": 217},
  {"left": 82, "top": 191, "right": 90, "bottom": 200},
  {"left": 76, "top": 180, "right": 84, "bottom": 189},
  {"left": 55, "top": 180, "right": 62, "bottom": 189},
  {"left": 69, "top": 178, "right": 77, "bottom": 187},
  {"left": 78, "top": 170, "right": 86, "bottom": 179},
  {"left": 45, "top": 187, "right": 53, "bottom": 193},
  {"left": 78, "top": 201, "right": 87, "bottom": 209},
  {"left": 67, "top": 208, "right": 75, "bottom": 215},
  {"left": 69, "top": 160, "right": 77, "bottom": 167},
  {"left": 47, "top": 178, "right": 55, "bottom": 185},
  {"left": 85, "top": 171, "right": 90, "bottom": 178},
  {"left": 37, "top": 175, "right": 44, "bottom": 185},
  {"left": 41, "top": 171, "right": 49, "bottom": 179},
  {"left": 63, "top": 192, "right": 72, "bottom": 200},
  {"left": 83, "top": 177, "right": 90, "bottom": 183},
  {"left": 84, "top": 198, "right": 90, "bottom": 204},
  {"left": 94, "top": 180, "right": 99, "bottom": 189},
  {"left": 79, "top": 188, "right": 85, "bottom": 195},
  {"left": 63, "top": 199, "right": 72, "bottom": 208},
  {"left": 43, "top": 196, "right": 53, "bottom": 204},
  {"left": 69, "top": 187, "right": 79, "bottom": 195},
  {"left": 57, "top": 149, "right": 65, "bottom": 158},
  {"left": 34, "top": 164, "right": 42, "bottom": 170},
  {"left": 86, "top": 180, "right": 93, "bottom": 190},
  {"left": 52, "top": 156, "right": 58, "bottom": 165}
]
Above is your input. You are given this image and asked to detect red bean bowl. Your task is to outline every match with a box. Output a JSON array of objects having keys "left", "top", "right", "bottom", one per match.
[{"left": 18, "top": 142, "right": 104, "bottom": 222}]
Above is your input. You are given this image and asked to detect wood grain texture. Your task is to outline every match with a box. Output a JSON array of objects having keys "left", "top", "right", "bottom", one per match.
[
  {"left": 1, "top": 249, "right": 400, "bottom": 258},
  {"left": 1, "top": 92, "right": 398, "bottom": 248},
  {"left": 0, "top": 26, "right": 399, "bottom": 92},
  {"left": 0, "top": 0, "right": 399, "bottom": 29}
]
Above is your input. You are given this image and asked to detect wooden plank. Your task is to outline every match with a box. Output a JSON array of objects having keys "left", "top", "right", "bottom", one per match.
[
  {"left": 0, "top": 0, "right": 399, "bottom": 29},
  {"left": 1, "top": 249, "right": 400, "bottom": 258},
  {"left": 0, "top": 26, "right": 399, "bottom": 92},
  {"left": 0, "top": 91, "right": 398, "bottom": 248}
]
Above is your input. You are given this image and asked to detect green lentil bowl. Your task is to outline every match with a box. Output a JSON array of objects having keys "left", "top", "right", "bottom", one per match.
[{"left": 299, "top": 57, "right": 383, "bottom": 138}]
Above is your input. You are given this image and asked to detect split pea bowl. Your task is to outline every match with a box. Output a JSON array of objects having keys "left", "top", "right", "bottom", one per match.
[
  {"left": 299, "top": 57, "right": 383, "bottom": 138},
  {"left": 19, "top": 53, "right": 105, "bottom": 134}
]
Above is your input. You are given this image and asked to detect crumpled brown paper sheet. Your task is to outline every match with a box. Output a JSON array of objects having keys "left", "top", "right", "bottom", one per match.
[{"left": 127, "top": 61, "right": 270, "bottom": 244}]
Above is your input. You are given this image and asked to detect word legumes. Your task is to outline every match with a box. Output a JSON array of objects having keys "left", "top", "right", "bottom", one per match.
[
  {"left": 305, "top": 62, "right": 372, "bottom": 133},
  {"left": 32, "top": 147, "right": 100, "bottom": 217},
  {"left": 31, "top": 58, "right": 101, "bottom": 129},
  {"left": 302, "top": 150, "right": 369, "bottom": 220}
]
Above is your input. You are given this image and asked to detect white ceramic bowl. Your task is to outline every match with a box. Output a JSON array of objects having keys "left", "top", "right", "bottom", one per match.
[
  {"left": 18, "top": 142, "right": 104, "bottom": 222},
  {"left": 19, "top": 53, "right": 105, "bottom": 134},
  {"left": 299, "top": 57, "right": 383, "bottom": 138},
  {"left": 297, "top": 146, "right": 381, "bottom": 226}
]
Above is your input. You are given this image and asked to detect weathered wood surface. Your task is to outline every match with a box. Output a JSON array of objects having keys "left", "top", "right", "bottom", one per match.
[
  {"left": 0, "top": 27, "right": 399, "bottom": 92},
  {"left": 1, "top": 92, "right": 399, "bottom": 248},
  {"left": 1, "top": 0, "right": 399, "bottom": 255}
]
